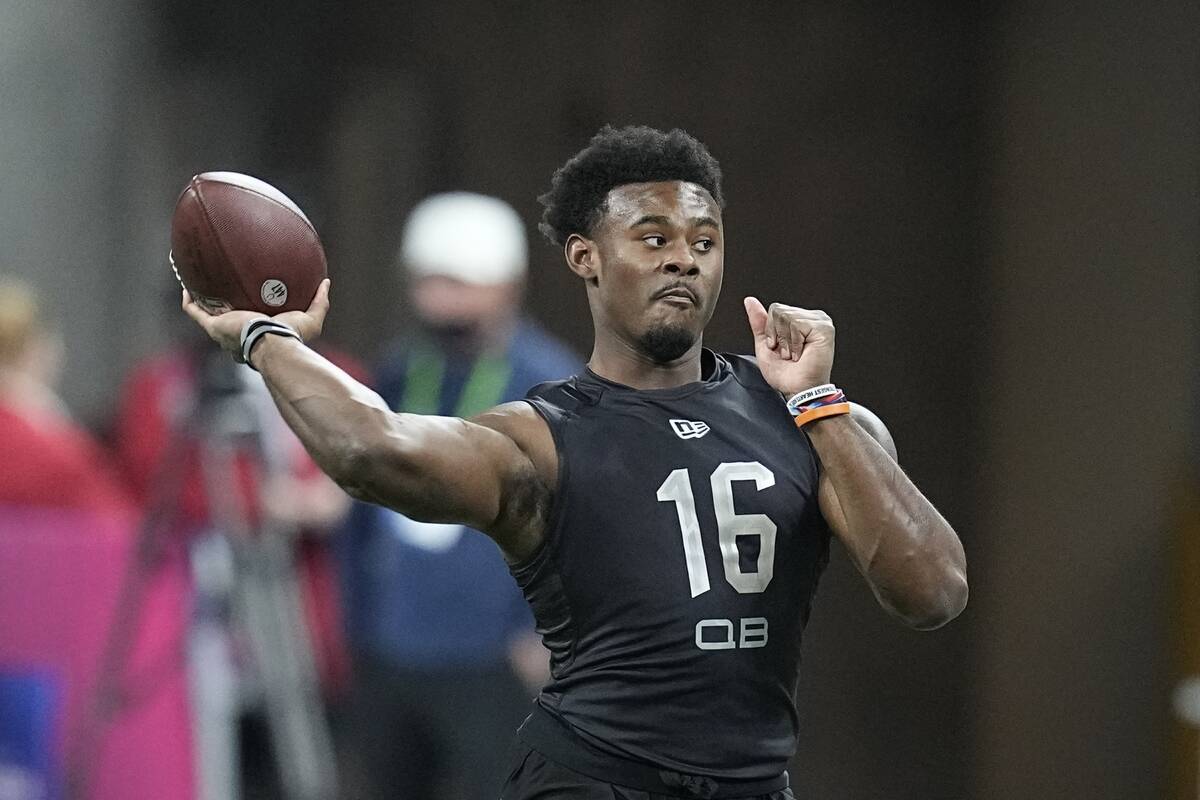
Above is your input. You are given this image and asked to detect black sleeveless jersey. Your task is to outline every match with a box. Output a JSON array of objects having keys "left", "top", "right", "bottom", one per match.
[{"left": 512, "top": 349, "right": 831, "bottom": 780}]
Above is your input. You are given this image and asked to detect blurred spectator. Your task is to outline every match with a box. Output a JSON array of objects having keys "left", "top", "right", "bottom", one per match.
[
  {"left": 0, "top": 275, "right": 131, "bottom": 516},
  {"left": 114, "top": 292, "right": 364, "bottom": 679},
  {"left": 337, "top": 192, "right": 579, "bottom": 800},
  {"left": 111, "top": 291, "right": 366, "bottom": 797}
]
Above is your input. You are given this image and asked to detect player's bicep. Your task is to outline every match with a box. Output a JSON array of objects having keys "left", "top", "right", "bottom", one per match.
[
  {"left": 348, "top": 411, "right": 549, "bottom": 559},
  {"left": 816, "top": 403, "right": 897, "bottom": 537}
]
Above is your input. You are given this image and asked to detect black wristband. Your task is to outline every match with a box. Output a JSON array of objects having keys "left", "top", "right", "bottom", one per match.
[{"left": 238, "top": 318, "right": 300, "bottom": 369}]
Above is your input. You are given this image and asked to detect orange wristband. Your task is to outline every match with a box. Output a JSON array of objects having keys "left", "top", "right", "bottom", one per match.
[{"left": 793, "top": 401, "right": 851, "bottom": 428}]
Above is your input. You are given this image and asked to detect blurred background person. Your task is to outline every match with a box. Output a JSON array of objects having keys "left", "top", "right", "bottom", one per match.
[
  {"left": 113, "top": 288, "right": 361, "bottom": 690},
  {"left": 0, "top": 275, "right": 131, "bottom": 516},
  {"left": 114, "top": 287, "right": 363, "bottom": 530},
  {"left": 0, "top": 274, "right": 134, "bottom": 800},
  {"left": 110, "top": 288, "right": 366, "bottom": 798},
  {"left": 336, "top": 192, "right": 579, "bottom": 800}
]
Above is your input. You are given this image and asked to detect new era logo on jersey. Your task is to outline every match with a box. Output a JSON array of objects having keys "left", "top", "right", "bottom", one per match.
[{"left": 670, "top": 419, "right": 710, "bottom": 440}]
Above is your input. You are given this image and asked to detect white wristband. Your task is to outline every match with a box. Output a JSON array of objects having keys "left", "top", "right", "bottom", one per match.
[
  {"left": 785, "top": 383, "right": 839, "bottom": 414},
  {"left": 238, "top": 318, "right": 300, "bottom": 368}
]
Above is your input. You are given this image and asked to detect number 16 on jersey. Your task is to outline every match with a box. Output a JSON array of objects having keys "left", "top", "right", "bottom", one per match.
[{"left": 657, "top": 461, "right": 777, "bottom": 650}]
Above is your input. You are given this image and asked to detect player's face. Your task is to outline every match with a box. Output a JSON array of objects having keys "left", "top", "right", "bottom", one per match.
[{"left": 587, "top": 181, "right": 723, "bottom": 362}]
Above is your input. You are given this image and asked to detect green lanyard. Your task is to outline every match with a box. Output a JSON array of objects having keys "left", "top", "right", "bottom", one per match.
[{"left": 398, "top": 345, "right": 512, "bottom": 418}]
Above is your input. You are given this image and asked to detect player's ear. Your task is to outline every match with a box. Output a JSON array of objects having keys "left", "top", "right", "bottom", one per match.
[{"left": 565, "top": 234, "right": 598, "bottom": 283}]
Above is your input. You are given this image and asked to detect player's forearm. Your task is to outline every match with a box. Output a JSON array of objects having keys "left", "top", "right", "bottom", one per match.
[{"left": 807, "top": 415, "right": 967, "bottom": 629}]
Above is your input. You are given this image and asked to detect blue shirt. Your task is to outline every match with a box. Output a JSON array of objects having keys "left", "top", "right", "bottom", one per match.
[{"left": 339, "top": 319, "right": 580, "bottom": 668}]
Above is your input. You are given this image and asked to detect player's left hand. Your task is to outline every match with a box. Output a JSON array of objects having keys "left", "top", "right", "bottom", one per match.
[{"left": 743, "top": 297, "right": 835, "bottom": 395}]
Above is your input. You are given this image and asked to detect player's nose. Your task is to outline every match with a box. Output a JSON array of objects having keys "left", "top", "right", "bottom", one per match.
[{"left": 661, "top": 241, "right": 699, "bottom": 276}]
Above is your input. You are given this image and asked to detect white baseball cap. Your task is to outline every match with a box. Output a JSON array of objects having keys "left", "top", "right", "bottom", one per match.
[{"left": 400, "top": 192, "right": 528, "bottom": 286}]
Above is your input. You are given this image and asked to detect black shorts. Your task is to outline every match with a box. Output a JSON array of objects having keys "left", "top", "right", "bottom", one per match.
[{"left": 501, "top": 745, "right": 796, "bottom": 800}]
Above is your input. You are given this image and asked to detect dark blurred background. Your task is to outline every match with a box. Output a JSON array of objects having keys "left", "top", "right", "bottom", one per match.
[{"left": 0, "top": 1, "right": 1197, "bottom": 798}]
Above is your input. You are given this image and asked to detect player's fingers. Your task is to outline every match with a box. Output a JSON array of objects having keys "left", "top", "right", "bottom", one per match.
[
  {"left": 744, "top": 298, "right": 777, "bottom": 362},
  {"left": 306, "top": 278, "right": 331, "bottom": 320},
  {"left": 789, "top": 318, "right": 809, "bottom": 361},
  {"left": 743, "top": 296, "right": 769, "bottom": 340},
  {"left": 770, "top": 305, "right": 790, "bottom": 358},
  {"left": 181, "top": 290, "right": 212, "bottom": 328}
]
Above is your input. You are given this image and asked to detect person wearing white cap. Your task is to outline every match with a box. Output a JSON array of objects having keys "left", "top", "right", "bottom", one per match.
[
  {"left": 400, "top": 192, "right": 530, "bottom": 352},
  {"left": 337, "top": 192, "right": 579, "bottom": 800}
]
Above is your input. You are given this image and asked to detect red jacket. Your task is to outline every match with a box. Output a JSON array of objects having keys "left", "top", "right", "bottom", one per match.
[{"left": 0, "top": 401, "right": 132, "bottom": 517}]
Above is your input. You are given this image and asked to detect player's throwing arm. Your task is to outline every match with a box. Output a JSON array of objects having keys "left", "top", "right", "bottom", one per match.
[
  {"left": 170, "top": 173, "right": 555, "bottom": 565},
  {"left": 744, "top": 297, "right": 967, "bottom": 629},
  {"left": 182, "top": 282, "right": 555, "bottom": 564}
]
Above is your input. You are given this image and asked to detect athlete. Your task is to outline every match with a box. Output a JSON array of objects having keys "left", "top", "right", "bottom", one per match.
[{"left": 183, "top": 125, "right": 967, "bottom": 799}]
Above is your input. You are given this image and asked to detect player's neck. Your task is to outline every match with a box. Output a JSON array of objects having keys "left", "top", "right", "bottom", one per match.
[{"left": 587, "top": 335, "right": 704, "bottom": 390}]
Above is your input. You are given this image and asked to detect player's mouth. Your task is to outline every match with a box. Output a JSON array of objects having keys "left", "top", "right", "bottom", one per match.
[{"left": 652, "top": 285, "right": 699, "bottom": 307}]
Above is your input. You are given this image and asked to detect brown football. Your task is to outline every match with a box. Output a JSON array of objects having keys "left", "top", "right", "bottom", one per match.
[{"left": 170, "top": 172, "right": 327, "bottom": 315}]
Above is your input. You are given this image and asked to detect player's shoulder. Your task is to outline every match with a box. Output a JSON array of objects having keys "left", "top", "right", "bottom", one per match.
[
  {"left": 470, "top": 400, "right": 559, "bottom": 491},
  {"left": 524, "top": 372, "right": 598, "bottom": 417},
  {"left": 471, "top": 399, "right": 546, "bottom": 440}
]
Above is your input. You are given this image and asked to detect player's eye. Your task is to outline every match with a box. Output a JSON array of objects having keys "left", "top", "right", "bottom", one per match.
[
  {"left": 694, "top": 238, "right": 714, "bottom": 252},
  {"left": 642, "top": 234, "right": 666, "bottom": 247}
]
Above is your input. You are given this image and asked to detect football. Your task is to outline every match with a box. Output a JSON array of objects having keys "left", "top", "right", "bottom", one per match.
[{"left": 170, "top": 172, "right": 327, "bottom": 315}]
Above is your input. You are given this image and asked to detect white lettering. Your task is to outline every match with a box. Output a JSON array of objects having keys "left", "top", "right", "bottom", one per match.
[
  {"left": 695, "top": 619, "right": 736, "bottom": 650},
  {"left": 739, "top": 617, "right": 768, "bottom": 648},
  {"left": 694, "top": 617, "right": 770, "bottom": 650}
]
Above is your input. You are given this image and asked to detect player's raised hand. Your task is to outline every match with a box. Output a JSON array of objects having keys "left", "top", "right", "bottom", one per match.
[
  {"left": 182, "top": 278, "right": 331, "bottom": 358},
  {"left": 743, "top": 296, "right": 835, "bottom": 395}
]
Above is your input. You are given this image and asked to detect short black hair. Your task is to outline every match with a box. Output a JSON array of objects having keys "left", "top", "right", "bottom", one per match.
[{"left": 538, "top": 125, "right": 724, "bottom": 246}]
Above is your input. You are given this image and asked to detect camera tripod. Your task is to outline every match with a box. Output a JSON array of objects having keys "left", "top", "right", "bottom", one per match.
[{"left": 67, "top": 350, "right": 337, "bottom": 800}]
